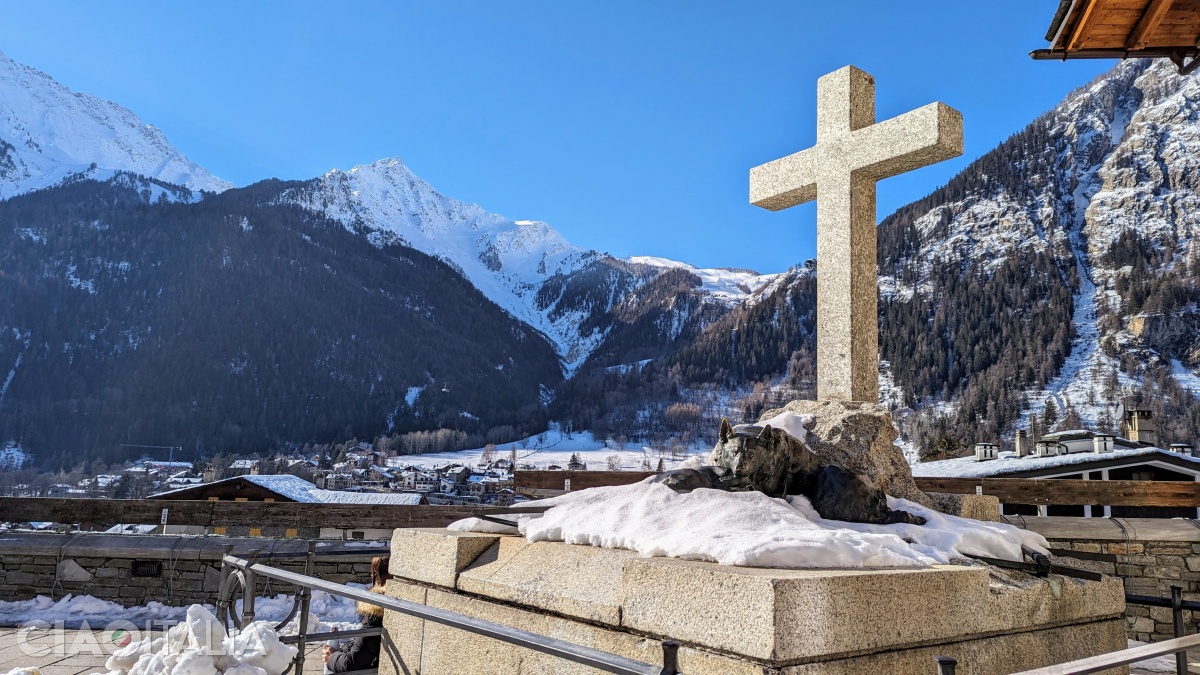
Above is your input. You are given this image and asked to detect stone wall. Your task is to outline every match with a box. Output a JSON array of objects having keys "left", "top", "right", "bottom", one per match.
[
  {"left": 0, "top": 532, "right": 386, "bottom": 608},
  {"left": 1019, "top": 516, "right": 1200, "bottom": 643}
]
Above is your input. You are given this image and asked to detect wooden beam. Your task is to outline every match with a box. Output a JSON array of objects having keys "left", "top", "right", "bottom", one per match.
[
  {"left": 1127, "top": 0, "right": 1176, "bottom": 49},
  {"left": 914, "top": 477, "right": 1200, "bottom": 507},
  {"left": 0, "top": 497, "right": 481, "bottom": 530},
  {"left": 1067, "top": 0, "right": 1106, "bottom": 51}
]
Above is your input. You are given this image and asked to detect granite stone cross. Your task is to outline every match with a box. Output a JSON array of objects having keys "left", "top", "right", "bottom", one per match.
[{"left": 749, "top": 66, "right": 962, "bottom": 402}]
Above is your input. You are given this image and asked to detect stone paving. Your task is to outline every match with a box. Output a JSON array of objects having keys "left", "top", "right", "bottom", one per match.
[
  {"left": 0, "top": 626, "right": 325, "bottom": 675},
  {"left": 0, "top": 625, "right": 116, "bottom": 675}
]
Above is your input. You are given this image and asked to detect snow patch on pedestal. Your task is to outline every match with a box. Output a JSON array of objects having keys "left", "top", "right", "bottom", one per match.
[
  {"left": 452, "top": 479, "right": 1047, "bottom": 568},
  {"left": 756, "top": 411, "right": 811, "bottom": 444}
]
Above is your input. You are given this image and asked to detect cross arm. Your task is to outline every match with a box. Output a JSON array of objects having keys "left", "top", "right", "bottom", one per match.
[
  {"left": 749, "top": 147, "right": 818, "bottom": 211},
  {"left": 852, "top": 102, "right": 963, "bottom": 182}
]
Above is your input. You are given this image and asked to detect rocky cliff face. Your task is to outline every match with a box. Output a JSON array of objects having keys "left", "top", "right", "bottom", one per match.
[{"left": 876, "top": 59, "right": 1200, "bottom": 454}]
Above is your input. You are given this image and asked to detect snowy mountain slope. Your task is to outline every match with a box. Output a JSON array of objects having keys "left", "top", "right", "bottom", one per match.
[
  {"left": 876, "top": 58, "right": 1200, "bottom": 450},
  {"left": 276, "top": 158, "right": 603, "bottom": 372},
  {"left": 278, "top": 158, "right": 782, "bottom": 373},
  {"left": 628, "top": 256, "right": 783, "bottom": 305},
  {"left": 0, "top": 49, "right": 231, "bottom": 200}
]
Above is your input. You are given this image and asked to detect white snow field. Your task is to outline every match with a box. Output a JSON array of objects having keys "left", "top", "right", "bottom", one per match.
[
  {"left": 627, "top": 257, "right": 782, "bottom": 304},
  {"left": 386, "top": 424, "right": 706, "bottom": 472},
  {"left": 0, "top": 589, "right": 361, "bottom": 632}
]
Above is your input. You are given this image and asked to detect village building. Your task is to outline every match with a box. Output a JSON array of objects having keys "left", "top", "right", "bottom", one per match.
[
  {"left": 226, "top": 459, "right": 259, "bottom": 476},
  {"left": 151, "top": 474, "right": 426, "bottom": 540},
  {"left": 914, "top": 414, "right": 1200, "bottom": 519}
]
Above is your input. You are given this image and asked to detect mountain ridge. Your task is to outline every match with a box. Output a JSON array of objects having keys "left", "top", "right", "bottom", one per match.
[{"left": 0, "top": 49, "right": 231, "bottom": 199}]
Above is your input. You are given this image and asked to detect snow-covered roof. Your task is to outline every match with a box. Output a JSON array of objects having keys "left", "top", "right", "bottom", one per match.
[
  {"left": 1040, "top": 428, "right": 1087, "bottom": 439},
  {"left": 153, "top": 474, "right": 425, "bottom": 505},
  {"left": 229, "top": 459, "right": 257, "bottom": 469},
  {"left": 139, "top": 460, "right": 194, "bottom": 469},
  {"left": 911, "top": 446, "right": 1200, "bottom": 479},
  {"left": 106, "top": 524, "right": 159, "bottom": 534}
]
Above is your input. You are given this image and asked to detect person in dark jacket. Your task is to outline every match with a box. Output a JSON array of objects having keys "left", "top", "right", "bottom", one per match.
[{"left": 323, "top": 586, "right": 385, "bottom": 673}]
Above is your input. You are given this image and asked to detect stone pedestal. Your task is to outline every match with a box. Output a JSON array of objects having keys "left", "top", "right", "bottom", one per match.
[{"left": 379, "top": 529, "right": 1128, "bottom": 675}]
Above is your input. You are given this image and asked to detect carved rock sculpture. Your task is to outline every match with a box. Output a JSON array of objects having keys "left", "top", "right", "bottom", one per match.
[
  {"left": 653, "top": 414, "right": 926, "bottom": 526},
  {"left": 760, "top": 400, "right": 934, "bottom": 508}
]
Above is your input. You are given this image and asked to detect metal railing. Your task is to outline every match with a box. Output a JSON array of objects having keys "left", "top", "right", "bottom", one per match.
[
  {"left": 216, "top": 545, "right": 680, "bottom": 675},
  {"left": 931, "top": 586, "right": 1200, "bottom": 675},
  {"left": 215, "top": 544, "right": 1200, "bottom": 675}
]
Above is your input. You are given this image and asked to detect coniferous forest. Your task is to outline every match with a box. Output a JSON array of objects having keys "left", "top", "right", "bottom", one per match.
[{"left": 0, "top": 175, "right": 561, "bottom": 467}]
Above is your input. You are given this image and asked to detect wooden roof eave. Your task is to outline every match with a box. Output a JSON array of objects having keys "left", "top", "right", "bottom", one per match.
[
  {"left": 1031, "top": 45, "right": 1200, "bottom": 74},
  {"left": 1033, "top": 0, "right": 1200, "bottom": 75}
]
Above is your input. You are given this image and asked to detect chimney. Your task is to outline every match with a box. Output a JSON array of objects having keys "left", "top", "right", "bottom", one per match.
[
  {"left": 1123, "top": 408, "right": 1158, "bottom": 447},
  {"left": 1036, "top": 441, "right": 1064, "bottom": 457},
  {"left": 974, "top": 443, "right": 998, "bottom": 462},
  {"left": 1092, "top": 434, "right": 1114, "bottom": 454},
  {"left": 1014, "top": 430, "right": 1028, "bottom": 458}
]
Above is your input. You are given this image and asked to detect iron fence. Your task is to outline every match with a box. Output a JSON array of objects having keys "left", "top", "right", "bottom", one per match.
[{"left": 934, "top": 586, "right": 1200, "bottom": 675}]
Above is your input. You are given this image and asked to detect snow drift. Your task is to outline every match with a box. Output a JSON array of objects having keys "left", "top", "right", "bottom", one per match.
[
  {"left": 92, "top": 605, "right": 295, "bottom": 675},
  {"left": 452, "top": 479, "right": 1048, "bottom": 568}
]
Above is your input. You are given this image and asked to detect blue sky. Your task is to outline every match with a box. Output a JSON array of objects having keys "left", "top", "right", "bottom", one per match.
[{"left": 0, "top": 2, "right": 1112, "bottom": 272}]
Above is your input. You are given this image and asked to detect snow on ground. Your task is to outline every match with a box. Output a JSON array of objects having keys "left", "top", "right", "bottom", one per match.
[
  {"left": 94, "top": 604, "right": 295, "bottom": 675},
  {"left": 279, "top": 158, "right": 601, "bottom": 374},
  {"left": 0, "top": 587, "right": 362, "bottom": 631},
  {"left": 0, "top": 595, "right": 191, "bottom": 629},
  {"left": 0, "top": 441, "right": 28, "bottom": 470},
  {"left": 877, "top": 361, "right": 905, "bottom": 412},
  {"left": 1023, "top": 225, "right": 1125, "bottom": 432},
  {"left": 1171, "top": 359, "right": 1200, "bottom": 397},
  {"left": 893, "top": 436, "right": 921, "bottom": 466},
  {"left": 0, "top": 50, "right": 232, "bottom": 199},
  {"left": 452, "top": 479, "right": 1048, "bottom": 569},
  {"left": 386, "top": 423, "right": 707, "bottom": 471}
]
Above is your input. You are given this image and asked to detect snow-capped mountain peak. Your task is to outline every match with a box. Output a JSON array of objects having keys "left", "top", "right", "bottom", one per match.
[
  {"left": 0, "top": 49, "right": 232, "bottom": 200},
  {"left": 281, "top": 157, "right": 793, "bottom": 375},
  {"left": 280, "top": 156, "right": 602, "bottom": 371}
]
